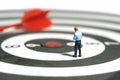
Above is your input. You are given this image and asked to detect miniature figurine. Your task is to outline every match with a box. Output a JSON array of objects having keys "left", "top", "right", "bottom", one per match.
[{"left": 73, "top": 26, "right": 82, "bottom": 57}]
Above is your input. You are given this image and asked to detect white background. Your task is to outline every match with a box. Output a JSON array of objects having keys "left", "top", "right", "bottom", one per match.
[{"left": 0, "top": 0, "right": 120, "bottom": 15}]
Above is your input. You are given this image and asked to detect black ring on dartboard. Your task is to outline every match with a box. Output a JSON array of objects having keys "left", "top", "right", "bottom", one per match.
[
  {"left": 25, "top": 38, "right": 74, "bottom": 53},
  {"left": 0, "top": 30, "right": 120, "bottom": 67}
]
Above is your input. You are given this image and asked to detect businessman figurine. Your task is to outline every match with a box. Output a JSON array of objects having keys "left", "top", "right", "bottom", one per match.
[{"left": 73, "top": 26, "right": 82, "bottom": 57}]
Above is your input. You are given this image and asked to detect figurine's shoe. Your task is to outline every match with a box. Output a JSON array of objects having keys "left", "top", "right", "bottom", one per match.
[
  {"left": 78, "top": 55, "right": 81, "bottom": 57},
  {"left": 73, "top": 55, "right": 77, "bottom": 57}
]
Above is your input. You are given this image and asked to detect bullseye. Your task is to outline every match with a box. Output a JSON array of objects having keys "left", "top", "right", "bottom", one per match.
[{"left": 45, "top": 41, "right": 62, "bottom": 47}]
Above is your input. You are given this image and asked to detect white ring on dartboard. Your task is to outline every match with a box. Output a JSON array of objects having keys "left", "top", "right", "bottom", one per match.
[
  {"left": 1, "top": 33, "right": 105, "bottom": 61},
  {"left": 0, "top": 26, "right": 120, "bottom": 77}
]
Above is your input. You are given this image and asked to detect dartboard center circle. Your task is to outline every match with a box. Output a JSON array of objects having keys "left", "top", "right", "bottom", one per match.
[{"left": 45, "top": 41, "right": 62, "bottom": 47}]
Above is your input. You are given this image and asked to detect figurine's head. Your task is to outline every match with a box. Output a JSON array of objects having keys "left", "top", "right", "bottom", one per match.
[{"left": 74, "top": 26, "right": 78, "bottom": 32}]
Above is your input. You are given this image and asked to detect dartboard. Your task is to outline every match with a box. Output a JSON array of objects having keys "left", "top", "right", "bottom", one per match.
[{"left": 0, "top": 10, "right": 120, "bottom": 80}]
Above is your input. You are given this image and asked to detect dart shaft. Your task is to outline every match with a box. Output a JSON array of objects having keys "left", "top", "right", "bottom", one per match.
[{"left": 0, "top": 23, "right": 22, "bottom": 31}]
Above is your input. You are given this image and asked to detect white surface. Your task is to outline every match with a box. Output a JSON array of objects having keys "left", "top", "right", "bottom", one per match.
[{"left": 0, "top": 0, "right": 120, "bottom": 15}]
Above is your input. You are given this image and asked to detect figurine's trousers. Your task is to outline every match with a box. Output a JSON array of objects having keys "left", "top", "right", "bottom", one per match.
[{"left": 74, "top": 40, "right": 81, "bottom": 56}]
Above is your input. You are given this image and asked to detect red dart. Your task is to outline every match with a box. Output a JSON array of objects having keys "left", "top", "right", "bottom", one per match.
[{"left": 0, "top": 9, "right": 52, "bottom": 32}]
